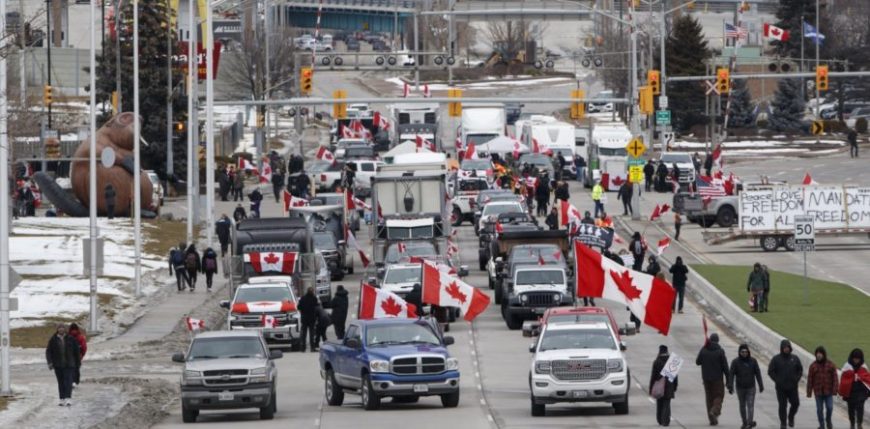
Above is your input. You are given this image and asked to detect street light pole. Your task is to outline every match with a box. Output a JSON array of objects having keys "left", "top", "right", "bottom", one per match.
[
  {"left": 206, "top": 0, "right": 216, "bottom": 248},
  {"left": 0, "top": 0, "right": 12, "bottom": 397},
  {"left": 88, "top": 0, "right": 99, "bottom": 334},
  {"left": 187, "top": 0, "right": 196, "bottom": 244},
  {"left": 133, "top": 0, "right": 142, "bottom": 296}
]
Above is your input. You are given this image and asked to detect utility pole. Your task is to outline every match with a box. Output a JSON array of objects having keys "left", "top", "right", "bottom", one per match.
[
  {"left": 206, "top": 0, "right": 216, "bottom": 248},
  {"left": 114, "top": 0, "right": 122, "bottom": 110},
  {"left": 133, "top": 0, "right": 142, "bottom": 296},
  {"left": 46, "top": 0, "right": 53, "bottom": 128},
  {"left": 167, "top": 5, "right": 174, "bottom": 184},
  {"left": 264, "top": 0, "right": 271, "bottom": 139},
  {"left": 1, "top": 0, "right": 12, "bottom": 397},
  {"left": 629, "top": 2, "right": 641, "bottom": 221},
  {"left": 187, "top": 0, "right": 196, "bottom": 244},
  {"left": 88, "top": 0, "right": 98, "bottom": 333}
]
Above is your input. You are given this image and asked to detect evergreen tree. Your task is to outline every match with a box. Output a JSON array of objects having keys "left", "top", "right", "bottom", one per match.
[
  {"left": 726, "top": 79, "right": 755, "bottom": 129},
  {"left": 94, "top": 0, "right": 187, "bottom": 180},
  {"left": 773, "top": 0, "right": 816, "bottom": 58},
  {"left": 665, "top": 14, "right": 712, "bottom": 133},
  {"left": 768, "top": 78, "right": 805, "bottom": 132}
]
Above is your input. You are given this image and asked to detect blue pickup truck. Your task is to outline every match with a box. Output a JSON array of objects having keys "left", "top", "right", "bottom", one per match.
[{"left": 319, "top": 318, "right": 461, "bottom": 410}]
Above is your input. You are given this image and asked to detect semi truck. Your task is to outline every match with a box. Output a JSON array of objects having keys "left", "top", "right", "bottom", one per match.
[
  {"left": 585, "top": 123, "right": 630, "bottom": 191},
  {"left": 459, "top": 103, "right": 506, "bottom": 150}
]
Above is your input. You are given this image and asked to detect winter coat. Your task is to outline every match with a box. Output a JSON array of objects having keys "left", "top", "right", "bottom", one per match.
[
  {"left": 271, "top": 171, "right": 285, "bottom": 187},
  {"left": 643, "top": 162, "right": 655, "bottom": 178},
  {"left": 554, "top": 184, "right": 569, "bottom": 202},
  {"left": 696, "top": 341, "right": 729, "bottom": 382},
  {"left": 669, "top": 263, "right": 688, "bottom": 288},
  {"left": 297, "top": 293, "right": 320, "bottom": 325},
  {"left": 747, "top": 270, "right": 765, "bottom": 292},
  {"left": 248, "top": 189, "right": 263, "bottom": 203},
  {"left": 46, "top": 334, "right": 81, "bottom": 369},
  {"left": 807, "top": 359, "right": 839, "bottom": 397},
  {"left": 650, "top": 354, "right": 678, "bottom": 399},
  {"left": 184, "top": 246, "right": 201, "bottom": 272},
  {"left": 233, "top": 206, "right": 247, "bottom": 222},
  {"left": 728, "top": 345, "right": 763, "bottom": 391},
  {"left": 545, "top": 212, "right": 559, "bottom": 230},
  {"left": 645, "top": 260, "right": 661, "bottom": 277},
  {"left": 215, "top": 218, "right": 232, "bottom": 244},
  {"left": 591, "top": 184, "right": 603, "bottom": 201},
  {"left": 535, "top": 181, "right": 550, "bottom": 202},
  {"left": 316, "top": 307, "right": 332, "bottom": 329},
  {"left": 617, "top": 183, "right": 633, "bottom": 202},
  {"left": 629, "top": 238, "right": 646, "bottom": 261},
  {"left": 768, "top": 340, "right": 804, "bottom": 390},
  {"left": 68, "top": 328, "right": 88, "bottom": 360},
  {"left": 656, "top": 163, "right": 669, "bottom": 180},
  {"left": 201, "top": 249, "right": 219, "bottom": 274},
  {"left": 406, "top": 286, "right": 424, "bottom": 315},
  {"left": 233, "top": 173, "right": 244, "bottom": 190},
  {"left": 330, "top": 288, "right": 349, "bottom": 326},
  {"left": 839, "top": 363, "right": 870, "bottom": 401}
]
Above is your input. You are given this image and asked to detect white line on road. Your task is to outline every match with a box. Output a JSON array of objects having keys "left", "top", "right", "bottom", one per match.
[
  {"left": 475, "top": 371, "right": 481, "bottom": 378},
  {"left": 480, "top": 398, "right": 486, "bottom": 405}
]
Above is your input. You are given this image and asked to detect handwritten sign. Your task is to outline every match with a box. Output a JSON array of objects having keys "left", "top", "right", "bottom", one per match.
[
  {"left": 660, "top": 353, "right": 683, "bottom": 382},
  {"left": 739, "top": 185, "right": 870, "bottom": 232}
]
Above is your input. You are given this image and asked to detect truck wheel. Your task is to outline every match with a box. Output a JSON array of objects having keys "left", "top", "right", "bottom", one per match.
[
  {"left": 613, "top": 393, "right": 629, "bottom": 415},
  {"left": 716, "top": 206, "right": 737, "bottom": 227},
  {"left": 760, "top": 236, "right": 780, "bottom": 252},
  {"left": 360, "top": 374, "right": 381, "bottom": 410},
  {"left": 451, "top": 207, "right": 463, "bottom": 226},
  {"left": 259, "top": 388, "right": 276, "bottom": 420},
  {"left": 181, "top": 404, "right": 198, "bottom": 423},
  {"left": 494, "top": 283, "right": 503, "bottom": 304},
  {"left": 505, "top": 312, "right": 523, "bottom": 330},
  {"left": 530, "top": 397, "right": 546, "bottom": 416},
  {"left": 440, "top": 390, "right": 460, "bottom": 408},
  {"left": 325, "top": 369, "right": 345, "bottom": 406},
  {"left": 782, "top": 236, "right": 796, "bottom": 252}
]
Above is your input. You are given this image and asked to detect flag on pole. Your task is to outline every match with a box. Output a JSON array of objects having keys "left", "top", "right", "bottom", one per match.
[
  {"left": 421, "top": 260, "right": 490, "bottom": 321},
  {"left": 359, "top": 283, "right": 418, "bottom": 319},
  {"left": 763, "top": 23, "right": 790, "bottom": 42},
  {"left": 238, "top": 157, "right": 258, "bottom": 172},
  {"left": 724, "top": 23, "right": 748, "bottom": 40},
  {"left": 422, "top": 84, "right": 431, "bottom": 98},
  {"left": 258, "top": 158, "right": 272, "bottom": 184},
  {"left": 345, "top": 226, "right": 370, "bottom": 268},
  {"left": 712, "top": 144, "right": 723, "bottom": 169},
  {"left": 657, "top": 237, "right": 671, "bottom": 255},
  {"left": 316, "top": 146, "right": 336, "bottom": 165},
  {"left": 403, "top": 82, "right": 410, "bottom": 97},
  {"left": 649, "top": 204, "right": 662, "bottom": 221},
  {"left": 803, "top": 21, "right": 825, "bottom": 45}
]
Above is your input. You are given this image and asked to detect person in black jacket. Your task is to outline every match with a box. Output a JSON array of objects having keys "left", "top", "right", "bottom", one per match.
[
  {"left": 545, "top": 207, "right": 559, "bottom": 230},
  {"left": 248, "top": 188, "right": 263, "bottom": 218},
  {"left": 316, "top": 306, "right": 332, "bottom": 343},
  {"left": 184, "top": 244, "right": 201, "bottom": 291},
  {"left": 651, "top": 345, "right": 678, "bottom": 426},
  {"left": 406, "top": 284, "right": 424, "bottom": 316},
  {"left": 644, "top": 160, "right": 655, "bottom": 192},
  {"left": 618, "top": 181, "right": 634, "bottom": 216},
  {"left": 535, "top": 174, "right": 550, "bottom": 217},
  {"left": 768, "top": 339, "right": 804, "bottom": 429},
  {"left": 169, "top": 243, "right": 189, "bottom": 292},
  {"left": 215, "top": 214, "right": 232, "bottom": 256},
  {"left": 656, "top": 162, "right": 669, "bottom": 192},
  {"left": 45, "top": 323, "right": 81, "bottom": 406},
  {"left": 330, "top": 286, "right": 349, "bottom": 339},
  {"left": 233, "top": 204, "right": 247, "bottom": 223},
  {"left": 271, "top": 169, "right": 285, "bottom": 202},
  {"left": 669, "top": 257, "right": 689, "bottom": 313},
  {"left": 646, "top": 255, "right": 661, "bottom": 277},
  {"left": 297, "top": 287, "right": 320, "bottom": 352},
  {"left": 200, "top": 247, "right": 219, "bottom": 291},
  {"left": 629, "top": 232, "right": 645, "bottom": 271},
  {"left": 728, "top": 344, "right": 764, "bottom": 429},
  {"left": 697, "top": 332, "right": 729, "bottom": 426}
]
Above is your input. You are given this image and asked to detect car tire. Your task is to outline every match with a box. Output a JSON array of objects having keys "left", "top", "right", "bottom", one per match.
[
  {"left": 716, "top": 206, "right": 737, "bottom": 227},
  {"left": 441, "top": 390, "right": 460, "bottom": 408},
  {"left": 782, "top": 235, "right": 796, "bottom": 252},
  {"left": 181, "top": 404, "right": 198, "bottom": 423},
  {"left": 760, "top": 235, "right": 779, "bottom": 252},
  {"left": 505, "top": 312, "right": 523, "bottom": 330},
  {"left": 361, "top": 374, "right": 381, "bottom": 410},
  {"left": 451, "top": 207, "right": 463, "bottom": 226},
  {"left": 530, "top": 397, "right": 546, "bottom": 416},
  {"left": 613, "top": 393, "right": 629, "bottom": 415},
  {"left": 259, "top": 389, "right": 276, "bottom": 420},
  {"left": 325, "top": 369, "right": 345, "bottom": 406}
]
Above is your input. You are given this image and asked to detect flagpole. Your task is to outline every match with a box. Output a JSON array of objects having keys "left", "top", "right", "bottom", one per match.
[
  {"left": 814, "top": 0, "right": 820, "bottom": 145},
  {"left": 800, "top": 15, "right": 805, "bottom": 101}
]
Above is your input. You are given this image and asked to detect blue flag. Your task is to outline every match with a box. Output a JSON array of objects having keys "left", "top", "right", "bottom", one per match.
[{"left": 803, "top": 21, "right": 825, "bottom": 45}]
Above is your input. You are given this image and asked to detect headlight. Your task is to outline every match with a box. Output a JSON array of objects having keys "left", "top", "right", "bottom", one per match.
[
  {"left": 553, "top": 293, "right": 561, "bottom": 302},
  {"left": 250, "top": 367, "right": 268, "bottom": 376},
  {"left": 370, "top": 360, "right": 390, "bottom": 373},
  {"left": 520, "top": 294, "right": 528, "bottom": 303},
  {"left": 534, "top": 361, "right": 551, "bottom": 374},
  {"left": 183, "top": 370, "right": 201, "bottom": 385},
  {"left": 445, "top": 358, "right": 459, "bottom": 371},
  {"left": 183, "top": 370, "right": 201, "bottom": 378},
  {"left": 229, "top": 313, "right": 242, "bottom": 321},
  {"left": 607, "top": 359, "right": 624, "bottom": 372}
]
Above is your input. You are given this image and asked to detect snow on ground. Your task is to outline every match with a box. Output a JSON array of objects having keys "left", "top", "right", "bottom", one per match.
[{"left": 10, "top": 218, "right": 164, "bottom": 327}]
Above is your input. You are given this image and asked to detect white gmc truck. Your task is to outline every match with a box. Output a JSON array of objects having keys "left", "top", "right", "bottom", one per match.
[{"left": 529, "top": 321, "right": 629, "bottom": 416}]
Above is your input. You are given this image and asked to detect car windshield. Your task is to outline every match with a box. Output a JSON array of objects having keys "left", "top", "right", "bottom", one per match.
[
  {"left": 235, "top": 287, "right": 293, "bottom": 303},
  {"left": 516, "top": 270, "right": 564, "bottom": 285},
  {"left": 307, "top": 162, "right": 333, "bottom": 173},
  {"left": 477, "top": 191, "right": 514, "bottom": 204},
  {"left": 338, "top": 140, "right": 366, "bottom": 148},
  {"left": 539, "top": 329, "right": 616, "bottom": 351},
  {"left": 467, "top": 134, "right": 500, "bottom": 146},
  {"left": 366, "top": 323, "right": 441, "bottom": 346},
  {"left": 599, "top": 147, "right": 627, "bottom": 156},
  {"left": 385, "top": 242, "right": 436, "bottom": 263},
  {"left": 385, "top": 266, "right": 422, "bottom": 284},
  {"left": 188, "top": 337, "right": 266, "bottom": 360},
  {"left": 519, "top": 155, "right": 552, "bottom": 167},
  {"left": 660, "top": 153, "right": 692, "bottom": 164},
  {"left": 345, "top": 147, "right": 374, "bottom": 157},
  {"left": 483, "top": 203, "right": 523, "bottom": 216},
  {"left": 547, "top": 314, "right": 609, "bottom": 325},
  {"left": 553, "top": 149, "right": 574, "bottom": 157},
  {"left": 313, "top": 233, "right": 336, "bottom": 249},
  {"left": 461, "top": 160, "right": 491, "bottom": 170},
  {"left": 458, "top": 180, "right": 489, "bottom": 191}
]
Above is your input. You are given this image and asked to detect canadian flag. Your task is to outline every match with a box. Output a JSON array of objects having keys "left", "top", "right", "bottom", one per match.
[
  {"left": 373, "top": 111, "right": 391, "bottom": 131},
  {"left": 316, "top": 146, "right": 336, "bottom": 164},
  {"left": 421, "top": 260, "right": 490, "bottom": 321},
  {"left": 340, "top": 124, "right": 355, "bottom": 139},
  {"left": 574, "top": 241, "right": 676, "bottom": 335},
  {"left": 185, "top": 317, "right": 205, "bottom": 332},
  {"left": 359, "top": 284, "right": 418, "bottom": 319},
  {"left": 345, "top": 226, "right": 370, "bottom": 268},
  {"left": 455, "top": 136, "right": 462, "bottom": 150},
  {"left": 650, "top": 204, "right": 662, "bottom": 221},
  {"left": 283, "top": 190, "right": 309, "bottom": 214},
  {"left": 446, "top": 238, "right": 459, "bottom": 258},
  {"left": 712, "top": 144, "right": 723, "bottom": 169},
  {"left": 246, "top": 251, "right": 298, "bottom": 274},
  {"left": 261, "top": 314, "right": 278, "bottom": 329},
  {"left": 238, "top": 157, "right": 258, "bottom": 172},
  {"left": 422, "top": 84, "right": 431, "bottom": 98},
  {"left": 403, "top": 82, "right": 410, "bottom": 97},
  {"left": 802, "top": 173, "right": 818, "bottom": 185},
  {"left": 351, "top": 120, "right": 372, "bottom": 140},
  {"left": 512, "top": 141, "right": 522, "bottom": 160},
  {"left": 559, "top": 200, "right": 582, "bottom": 226},
  {"left": 494, "top": 221, "right": 504, "bottom": 235},
  {"left": 464, "top": 143, "right": 479, "bottom": 160},
  {"left": 660, "top": 204, "right": 671, "bottom": 215},
  {"left": 353, "top": 195, "right": 371, "bottom": 210},
  {"left": 415, "top": 135, "right": 435, "bottom": 152},
  {"left": 259, "top": 158, "right": 273, "bottom": 184},
  {"left": 657, "top": 237, "right": 671, "bottom": 255},
  {"left": 763, "top": 23, "right": 790, "bottom": 41},
  {"left": 233, "top": 300, "right": 296, "bottom": 314},
  {"left": 532, "top": 138, "right": 541, "bottom": 154},
  {"left": 397, "top": 242, "right": 407, "bottom": 253}
]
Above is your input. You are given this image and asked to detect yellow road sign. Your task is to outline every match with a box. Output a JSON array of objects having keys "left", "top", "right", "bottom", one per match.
[
  {"left": 626, "top": 137, "right": 646, "bottom": 158},
  {"left": 811, "top": 120, "right": 824, "bottom": 136},
  {"left": 629, "top": 166, "right": 644, "bottom": 183}
]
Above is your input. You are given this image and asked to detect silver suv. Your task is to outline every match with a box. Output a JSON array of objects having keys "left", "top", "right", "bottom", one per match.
[{"left": 172, "top": 330, "right": 283, "bottom": 423}]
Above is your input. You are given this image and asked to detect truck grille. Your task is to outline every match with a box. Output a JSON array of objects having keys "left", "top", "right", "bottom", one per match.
[
  {"left": 232, "top": 313, "right": 294, "bottom": 328},
  {"left": 551, "top": 359, "right": 607, "bottom": 381},
  {"left": 522, "top": 292, "right": 558, "bottom": 307},
  {"left": 202, "top": 369, "right": 249, "bottom": 386},
  {"left": 391, "top": 356, "right": 446, "bottom": 375}
]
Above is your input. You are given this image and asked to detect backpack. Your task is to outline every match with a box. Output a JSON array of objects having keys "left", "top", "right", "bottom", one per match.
[
  {"left": 185, "top": 252, "right": 198, "bottom": 270},
  {"left": 171, "top": 249, "right": 185, "bottom": 266},
  {"left": 204, "top": 257, "right": 217, "bottom": 272}
]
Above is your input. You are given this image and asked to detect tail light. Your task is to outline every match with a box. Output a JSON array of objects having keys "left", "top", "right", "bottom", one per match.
[{"left": 320, "top": 174, "right": 327, "bottom": 182}]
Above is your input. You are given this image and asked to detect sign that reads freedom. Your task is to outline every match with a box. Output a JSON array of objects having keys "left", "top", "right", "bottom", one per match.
[{"left": 738, "top": 186, "right": 870, "bottom": 232}]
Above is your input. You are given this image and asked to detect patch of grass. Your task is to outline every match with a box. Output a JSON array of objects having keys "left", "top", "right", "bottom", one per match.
[
  {"left": 142, "top": 220, "right": 200, "bottom": 256},
  {"left": 691, "top": 264, "right": 870, "bottom": 363},
  {"left": 11, "top": 316, "right": 85, "bottom": 348}
]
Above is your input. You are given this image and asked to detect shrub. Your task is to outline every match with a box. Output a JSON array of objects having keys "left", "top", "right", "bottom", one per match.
[{"left": 856, "top": 118, "right": 868, "bottom": 134}]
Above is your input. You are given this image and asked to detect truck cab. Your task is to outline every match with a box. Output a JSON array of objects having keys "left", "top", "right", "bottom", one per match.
[
  {"left": 489, "top": 233, "right": 570, "bottom": 305},
  {"left": 587, "top": 124, "right": 630, "bottom": 191},
  {"left": 459, "top": 103, "right": 506, "bottom": 150},
  {"left": 380, "top": 262, "right": 422, "bottom": 298},
  {"left": 521, "top": 117, "right": 576, "bottom": 176},
  {"left": 319, "top": 318, "right": 460, "bottom": 410},
  {"left": 502, "top": 266, "right": 570, "bottom": 330},
  {"left": 220, "top": 280, "right": 301, "bottom": 349},
  {"left": 657, "top": 152, "right": 696, "bottom": 186}
]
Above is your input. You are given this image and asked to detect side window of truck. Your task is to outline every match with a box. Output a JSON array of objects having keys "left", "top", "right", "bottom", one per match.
[
  {"left": 361, "top": 163, "right": 375, "bottom": 172},
  {"left": 345, "top": 325, "right": 360, "bottom": 344}
]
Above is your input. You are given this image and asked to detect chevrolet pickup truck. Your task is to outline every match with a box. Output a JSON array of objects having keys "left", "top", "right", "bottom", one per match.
[
  {"left": 172, "top": 330, "right": 283, "bottom": 423},
  {"left": 319, "top": 318, "right": 460, "bottom": 410}
]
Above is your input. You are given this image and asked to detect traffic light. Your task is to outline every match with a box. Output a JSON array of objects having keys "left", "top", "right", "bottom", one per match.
[
  {"left": 816, "top": 65, "right": 829, "bottom": 92},
  {"left": 300, "top": 67, "right": 313, "bottom": 95},
  {"left": 448, "top": 88, "right": 463, "bottom": 117},
  {"left": 175, "top": 121, "right": 185, "bottom": 132},
  {"left": 716, "top": 68, "right": 731, "bottom": 94},
  {"left": 570, "top": 89, "right": 585, "bottom": 120},
  {"left": 647, "top": 70, "right": 661, "bottom": 95},
  {"left": 333, "top": 90, "right": 347, "bottom": 119},
  {"left": 43, "top": 85, "right": 53, "bottom": 106},
  {"left": 638, "top": 85, "right": 654, "bottom": 115}
]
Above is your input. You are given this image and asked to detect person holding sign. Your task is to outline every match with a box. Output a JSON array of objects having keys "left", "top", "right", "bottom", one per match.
[{"left": 650, "top": 345, "right": 679, "bottom": 426}]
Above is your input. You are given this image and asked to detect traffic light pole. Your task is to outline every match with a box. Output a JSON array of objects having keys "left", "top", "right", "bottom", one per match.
[
  {"left": 46, "top": 0, "right": 52, "bottom": 128},
  {"left": 1, "top": 0, "right": 12, "bottom": 396}
]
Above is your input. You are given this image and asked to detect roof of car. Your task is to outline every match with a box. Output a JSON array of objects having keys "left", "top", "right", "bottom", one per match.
[
  {"left": 352, "top": 318, "right": 430, "bottom": 327},
  {"left": 546, "top": 306, "right": 610, "bottom": 316},
  {"left": 545, "top": 321, "right": 610, "bottom": 331},
  {"left": 194, "top": 330, "right": 262, "bottom": 339}
]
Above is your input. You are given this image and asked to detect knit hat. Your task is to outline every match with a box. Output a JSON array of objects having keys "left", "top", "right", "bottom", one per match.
[
  {"left": 659, "top": 345, "right": 669, "bottom": 355},
  {"left": 709, "top": 333, "right": 720, "bottom": 343}
]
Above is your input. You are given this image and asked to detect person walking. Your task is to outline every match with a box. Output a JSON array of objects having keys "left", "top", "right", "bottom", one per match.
[
  {"left": 644, "top": 160, "right": 655, "bottom": 192},
  {"left": 670, "top": 257, "right": 689, "bottom": 313},
  {"left": 248, "top": 188, "right": 263, "bottom": 219},
  {"left": 316, "top": 306, "right": 332, "bottom": 343},
  {"left": 807, "top": 346, "right": 838, "bottom": 429},
  {"left": 104, "top": 184, "right": 116, "bottom": 219},
  {"left": 656, "top": 162, "right": 669, "bottom": 192},
  {"left": 218, "top": 168, "right": 230, "bottom": 201},
  {"left": 45, "top": 323, "right": 81, "bottom": 406},
  {"left": 68, "top": 323, "right": 87, "bottom": 388},
  {"left": 169, "top": 243, "right": 189, "bottom": 292},
  {"left": 535, "top": 174, "right": 551, "bottom": 217},
  {"left": 201, "top": 247, "right": 219, "bottom": 292},
  {"left": 546, "top": 207, "right": 559, "bottom": 230},
  {"left": 233, "top": 203, "right": 247, "bottom": 223},
  {"left": 618, "top": 181, "right": 633, "bottom": 216},
  {"left": 728, "top": 344, "right": 764, "bottom": 429},
  {"left": 769, "top": 339, "right": 804, "bottom": 429},
  {"left": 840, "top": 348, "right": 870, "bottom": 429},
  {"left": 215, "top": 214, "right": 232, "bottom": 256},
  {"left": 184, "top": 244, "right": 201, "bottom": 291},
  {"left": 575, "top": 154, "right": 586, "bottom": 182},
  {"left": 848, "top": 128, "right": 859, "bottom": 158},
  {"left": 629, "top": 232, "right": 646, "bottom": 271},
  {"left": 646, "top": 255, "right": 661, "bottom": 277},
  {"left": 592, "top": 180, "right": 604, "bottom": 217},
  {"left": 297, "top": 287, "right": 320, "bottom": 352},
  {"left": 331, "top": 285, "right": 349, "bottom": 339},
  {"left": 554, "top": 181, "right": 570, "bottom": 203},
  {"left": 696, "top": 332, "right": 729, "bottom": 426},
  {"left": 271, "top": 169, "right": 285, "bottom": 203},
  {"left": 704, "top": 153, "right": 714, "bottom": 177},
  {"left": 747, "top": 263, "right": 766, "bottom": 312},
  {"left": 650, "top": 345, "right": 678, "bottom": 426},
  {"left": 674, "top": 212, "right": 683, "bottom": 241},
  {"left": 760, "top": 265, "right": 771, "bottom": 312},
  {"left": 233, "top": 170, "right": 244, "bottom": 201}
]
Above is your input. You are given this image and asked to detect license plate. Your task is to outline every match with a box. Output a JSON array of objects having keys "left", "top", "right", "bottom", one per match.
[
  {"left": 218, "top": 392, "right": 234, "bottom": 401},
  {"left": 413, "top": 384, "right": 429, "bottom": 393},
  {"left": 572, "top": 390, "right": 588, "bottom": 398}
]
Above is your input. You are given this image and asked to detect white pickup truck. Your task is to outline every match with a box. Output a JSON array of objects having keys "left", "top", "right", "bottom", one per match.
[
  {"left": 529, "top": 321, "right": 629, "bottom": 416},
  {"left": 450, "top": 176, "right": 490, "bottom": 226},
  {"left": 221, "top": 279, "right": 301, "bottom": 349}
]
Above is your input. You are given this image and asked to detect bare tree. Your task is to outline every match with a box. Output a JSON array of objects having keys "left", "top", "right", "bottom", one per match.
[
  {"left": 483, "top": 20, "right": 546, "bottom": 61},
  {"left": 421, "top": 0, "right": 475, "bottom": 52},
  {"left": 220, "top": 26, "right": 298, "bottom": 102}
]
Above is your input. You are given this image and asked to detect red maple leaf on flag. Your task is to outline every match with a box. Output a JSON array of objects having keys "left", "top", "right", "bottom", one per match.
[
  {"left": 445, "top": 281, "right": 467, "bottom": 304},
  {"left": 612, "top": 176, "right": 626, "bottom": 187},
  {"left": 380, "top": 296, "right": 403, "bottom": 316},
  {"left": 609, "top": 270, "right": 642, "bottom": 301},
  {"left": 264, "top": 253, "right": 279, "bottom": 264}
]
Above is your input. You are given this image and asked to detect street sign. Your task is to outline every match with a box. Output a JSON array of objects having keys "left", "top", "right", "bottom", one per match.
[
  {"left": 655, "top": 110, "right": 671, "bottom": 125},
  {"left": 811, "top": 120, "right": 824, "bottom": 136},
  {"left": 662, "top": 132, "right": 675, "bottom": 149},
  {"left": 794, "top": 215, "right": 815, "bottom": 249},
  {"left": 625, "top": 137, "right": 646, "bottom": 158},
  {"left": 705, "top": 80, "right": 720, "bottom": 96},
  {"left": 629, "top": 166, "right": 644, "bottom": 183},
  {"left": 658, "top": 96, "right": 669, "bottom": 110},
  {"left": 627, "top": 157, "right": 646, "bottom": 167}
]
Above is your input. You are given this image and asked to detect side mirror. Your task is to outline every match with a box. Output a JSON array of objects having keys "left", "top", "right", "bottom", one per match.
[
  {"left": 458, "top": 266, "right": 469, "bottom": 277},
  {"left": 529, "top": 342, "right": 537, "bottom": 353},
  {"left": 171, "top": 352, "right": 185, "bottom": 363},
  {"left": 270, "top": 349, "right": 284, "bottom": 359},
  {"left": 345, "top": 338, "right": 361, "bottom": 349},
  {"left": 620, "top": 342, "right": 627, "bottom": 352},
  {"left": 219, "top": 300, "right": 230, "bottom": 309},
  {"left": 443, "top": 336, "right": 455, "bottom": 346}
]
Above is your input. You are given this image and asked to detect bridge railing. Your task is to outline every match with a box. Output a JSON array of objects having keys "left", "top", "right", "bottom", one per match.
[{"left": 291, "top": 0, "right": 417, "bottom": 9}]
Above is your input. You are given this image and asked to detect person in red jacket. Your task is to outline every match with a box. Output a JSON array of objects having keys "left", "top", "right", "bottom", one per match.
[
  {"left": 807, "top": 346, "right": 838, "bottom": 429},
  {"left": 67, "top": 323, "right": 87, "bottom": 387},
  {"left": 840, "top": 348, "right": 870, "bottom": 429}
]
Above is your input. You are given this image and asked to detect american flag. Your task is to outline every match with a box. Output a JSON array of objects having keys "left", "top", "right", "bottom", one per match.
[
  {"left": 696, "top": 176, "right": 727, "bottom": 204},
  {"left": 725, "top": 23, "right": 748, "bottom": 40}
]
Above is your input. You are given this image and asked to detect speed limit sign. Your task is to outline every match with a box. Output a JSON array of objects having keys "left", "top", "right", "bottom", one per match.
[{"left": 794, "top": 215, "right": 815, "bottom": 250}]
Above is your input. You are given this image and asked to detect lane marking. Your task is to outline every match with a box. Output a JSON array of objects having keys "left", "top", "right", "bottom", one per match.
[
  {"left": 487, "top": 414, "right": 495, "bottom": 423},
  {"left": 480, "top": 398, "right": 486, "bottom": 405}
]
